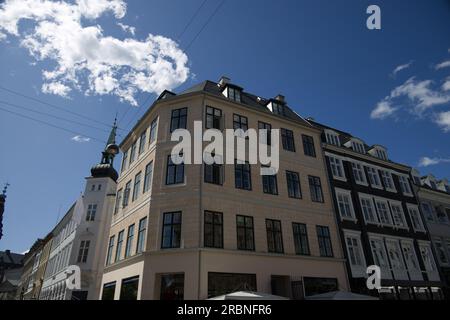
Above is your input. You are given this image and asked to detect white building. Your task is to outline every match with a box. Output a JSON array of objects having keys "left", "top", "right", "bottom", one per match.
[{"left": 39, "top": 123, "right": 119, "bottom": 300}]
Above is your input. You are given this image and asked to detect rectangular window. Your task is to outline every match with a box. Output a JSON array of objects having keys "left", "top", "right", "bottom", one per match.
[
  {"left": 302, "top": 134, "right": 316, "bottom": 157},
  {"left": 345, "top": 235, "right": 364, "bottom": 266},
  {"left": 121, "top": 150, "right": 128, "bottom": 172},
  {"left": 281, "top": 128, "right": 295, "bottom": 152},
  {"left": 329, "top": 156, "right": 345, "bottom": 180},
  {"left": 421, "top": 202, "right": 435, "bottom": 222},
  {"left": 335, "top": 189, "right": 354, "bottom": 220},
  {"left": 407, "top": 205, "right": 425, "bottom": 232},
  {"left": 258, "top": 121, "right": 272, "bottom": 145},
  {"left": 236, "top": 215, "right": 254, "bottom": 251},
  {"left": 114, "top": 189, "right": 122, "bottom": 215},
  {"left": 308, "top": 175, "right": 324, "bottom": 203},
  {"left": 271, "top": 101, "right": 285, "bottom": 115},
  {"left": 360, "top": 196, "right": 378, "bottom": 224},
  {"left": 160, "top": 274, "right": 185, "bottom": 300},
  {"left": 325, "top": 132, "right": 340, "bottom": 146},
  {"left": 125, "top": 224, "right": 135, "bottom": 258},
  {"left": 434, "top": 238, "right": 448, "bottom": 264},
  {"left": 138, "top": 130, "right": 146, "bottom": 154},
  {"left": 351, "top": 162, "right": 367, "bottom": 185},
  {"left": 136, "top": 217, "right": 147, "bottom": 254},
  {"left": 129, "top": 141, "right": 137, "bottom": 164},
  {"left": 166, "top": 155, "right": 184, "bottom": 185},
  {"left": 399, "top": 176, "right": 412, "bottom": 195},
  {"left": 262, "top": 170, "right": 278, "bottom": 195},
  {"left": 170, "top": 107, "right": 187, "bottom": 132},
  {"left": 386, "top": 239, "right": 405, "bottom": 270},
  {"left": 205, "top": 106, "right": 222, "bottom": 130},
  {"left": 376, "top": 149, "right": 387, "bottom": 160},
  {"left": 235, "top": 161, "right": 251, "bottom": 190},
  {"left": 227, "top": 87, "right": 241, "bottom": 102},
  {"left": 266, "top": 219, "right": 283, "bottom": 253},
  {"left": 86, "top": 204, "right": 97, "bottom": 221},
  {"left": 204, "top": 163, "right": 223, "bottom": 185},
  {"left": 317, "top": 226, "right": 333, "bottom": 257},
  {"left": 351, "top": 141, "right": 365, "bottom": 154},
  {"left": 149, "top": 118, "right": 158, "bottom": 144},
  {"left": 132, "top": 171, "right": 141, "bottom": 202},
  {"left": 286, "top": 171, "right": 301, "bottom": 199},
  {"left": 106, "top": 235, "right": 115, "bottom": 265},
  {"left": 101, "top": 282, "right": 116, "bottom": 300},
  {"left": 366, "top": 167, "right": 382, "bottom": 188},
  {"left": 120, "top": 276, "right": 139, "bottom": 300},
  {"left": 375, "top": 199, "right": 392, "bottom": 225},
  {"left": 204, "top": 211, "right": 223, "bottom": 248},
  {"left": 233, "top": 114, "right": 248, "bottom": 131},
  {"left": 115, "top": 230, "right": 124, "bottom": 262},
  {"left": 162, "top": 212, "right": 182, "bottom": 249},
  {"left": 122, "top": 180, "right": 131, "bottom": 207},
  {"left": 143, "top": 161, "right": 153, "bottom": 193},
  {"left": 77, "top": 240, "right": 90, "bottom": 263},
  {"left": 292, "top": 223, "right": 310, "bottom": 255},
  {"left": 380, "top": 170, "right": 396, "bottom": 191},
  {"left": 390, "top": 202, "right": 407, "bottom": 228},
  {"left": 369, "top": 238, "right": 389, "bottom": 269}
]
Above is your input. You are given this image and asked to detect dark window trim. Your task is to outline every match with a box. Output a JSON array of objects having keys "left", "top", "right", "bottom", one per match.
[
  {"left": 236, "top": 215, "right": 255, "bottom": 251},
  {"left": 204, "top": 211, "right": 224, "bottom": 249}
]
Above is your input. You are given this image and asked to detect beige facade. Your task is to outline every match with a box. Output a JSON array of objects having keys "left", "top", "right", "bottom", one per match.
[{"left": 100, "top": 81, "right": 349, "bottom": 300}]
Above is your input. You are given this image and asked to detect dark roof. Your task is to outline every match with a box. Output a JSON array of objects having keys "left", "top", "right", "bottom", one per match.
[
  {"left": 179, "top": 80, "right": 313, "bottom": 127},
  {"left": 91, "top": 163, "right": 118, "bottom": 182},
  {"left": 0, "top": 250, "right": 24, "bottom": 266}
]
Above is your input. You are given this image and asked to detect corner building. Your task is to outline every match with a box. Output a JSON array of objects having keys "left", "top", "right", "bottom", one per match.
[{"left": 100, "top": 77, "right": 349, "bottom": 300}]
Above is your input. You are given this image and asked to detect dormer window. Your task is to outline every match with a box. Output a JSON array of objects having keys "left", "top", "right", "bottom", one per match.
[
  {"left": 325, "top": 130, "right": 340, "bottom": 146},
  {"left": 430, "top": 180, "right": 437, "bottom": 190},
  {"left": 222, "top": 84, "right": 242, "bottom": 103},
  {"left": 376, "top": 149, "right": 387, "bottom": 160},
  {"left": 351, "top": 140, "right": 365, "bottom": 154},
  {"left": 227, "top": 87, "right": 241, "bottom": 102},
  {"left": 271, "top": 101, "right": 285, "bottom": 115}
]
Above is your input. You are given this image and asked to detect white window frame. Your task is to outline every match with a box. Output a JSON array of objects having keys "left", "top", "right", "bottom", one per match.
[
  {"left": 335, "top": 188, "right": 356, "bottom": 221},
  {"left": 324, "top": 130, "right": 340, "bottom": 146},
  {"left": 368, "top": 236, "right": 390, "bottom": 269},
  {"left": 374, "top": 197, "right": 393, "bottom": 227},
  {"left": 328, "top": 155, "right": 346, "bottom": 181},
  {"left": 406, "top": 204, "right": 425, "bottom": 232},
  {"left": 365, "top": 166, "right": 383, "bottom": 189},
  {"left": 380, "top": 170, "right": 396, "bottom": 193},
  {"left": 433, "top": 238, "right": 449, "bottom": 265},
  {"left": 398, "top": 175, "right": 413, "bottom": 197},
  {"left": 350, "top": 139, "right": 366, "bottom": 154},
  {"left": 385, "top": 238, "right": 407, "bottom": 271},
  {"left": 418, "top": 241, "right": 438, "bottom": 274},
  {"left": 400, "top": 239, "right": 422, "bottom": 280},
  {"left": 358, "top": 193, "right": 379, "bottom": 225},
  {"left": 343, "top": 230, "right": 367, "bottom": 277},
  {"left": 389, "top": 200, "right": 408, "bottom": 230},
  {"left": 351, "top": 162, "right": 368, "bottom": 186}
]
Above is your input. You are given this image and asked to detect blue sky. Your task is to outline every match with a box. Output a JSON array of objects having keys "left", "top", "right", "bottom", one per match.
[{"left": 1, "top": 0, "right": 450, "bottom": 253}]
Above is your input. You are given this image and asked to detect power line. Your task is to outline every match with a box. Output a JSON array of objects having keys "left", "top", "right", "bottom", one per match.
[
  {"left": 177, "top": 0, "right": 208, "bottom": 40},
  {"left": 0, "top": 85, "right": 126, "bottom": 132},
  {"left": 0, "top": 106, "right": 106, "bottom": 144},
  {"left": 0, "top": 100, "right": 118, "bottom": 136},
  {"left": 184, "top": 0, "right": 226, "bottom": 52}
]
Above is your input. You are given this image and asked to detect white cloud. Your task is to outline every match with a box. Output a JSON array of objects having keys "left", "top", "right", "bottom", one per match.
[
  {"left": 435, "top": 60, "right": 450, "bottom": 70},
  {"left": 435, "top": 111, "right": 450, "bottom": 132},
  {"left": 42, "top": 82, "right": 71, "bottom": 97},
  {"left": 0, "top": 0, "right": 189, "bottom": 105},
  {"left": 442, "top": 78, "right": 450, "bottom": 91},
  {"left": 71, "top": 135, "right": 91, "bottom": 143},
  {"left": 418, "top": 156, "right": 450, "bottom": 167},
  {"left": 117, "top": 22, "right": 135, "bottom": 36},
  {"left": 370, "top": 100, "right": 397, "bottom": 119},
  {"left": 391, "top": 61, "right": 413, "bottom": 77}
]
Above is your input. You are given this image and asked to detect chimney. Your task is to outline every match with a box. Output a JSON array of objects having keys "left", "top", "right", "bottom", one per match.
[
  {"left": 218, "top": 76, "right": 230, "bottom": 87},
  {"left": 275, "top": 94, "right": 285, "bottom": 103}
]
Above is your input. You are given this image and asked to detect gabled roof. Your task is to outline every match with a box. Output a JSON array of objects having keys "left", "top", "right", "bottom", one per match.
[{"left": 0, "top": 251, "right": 24, "bottom": 266}]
